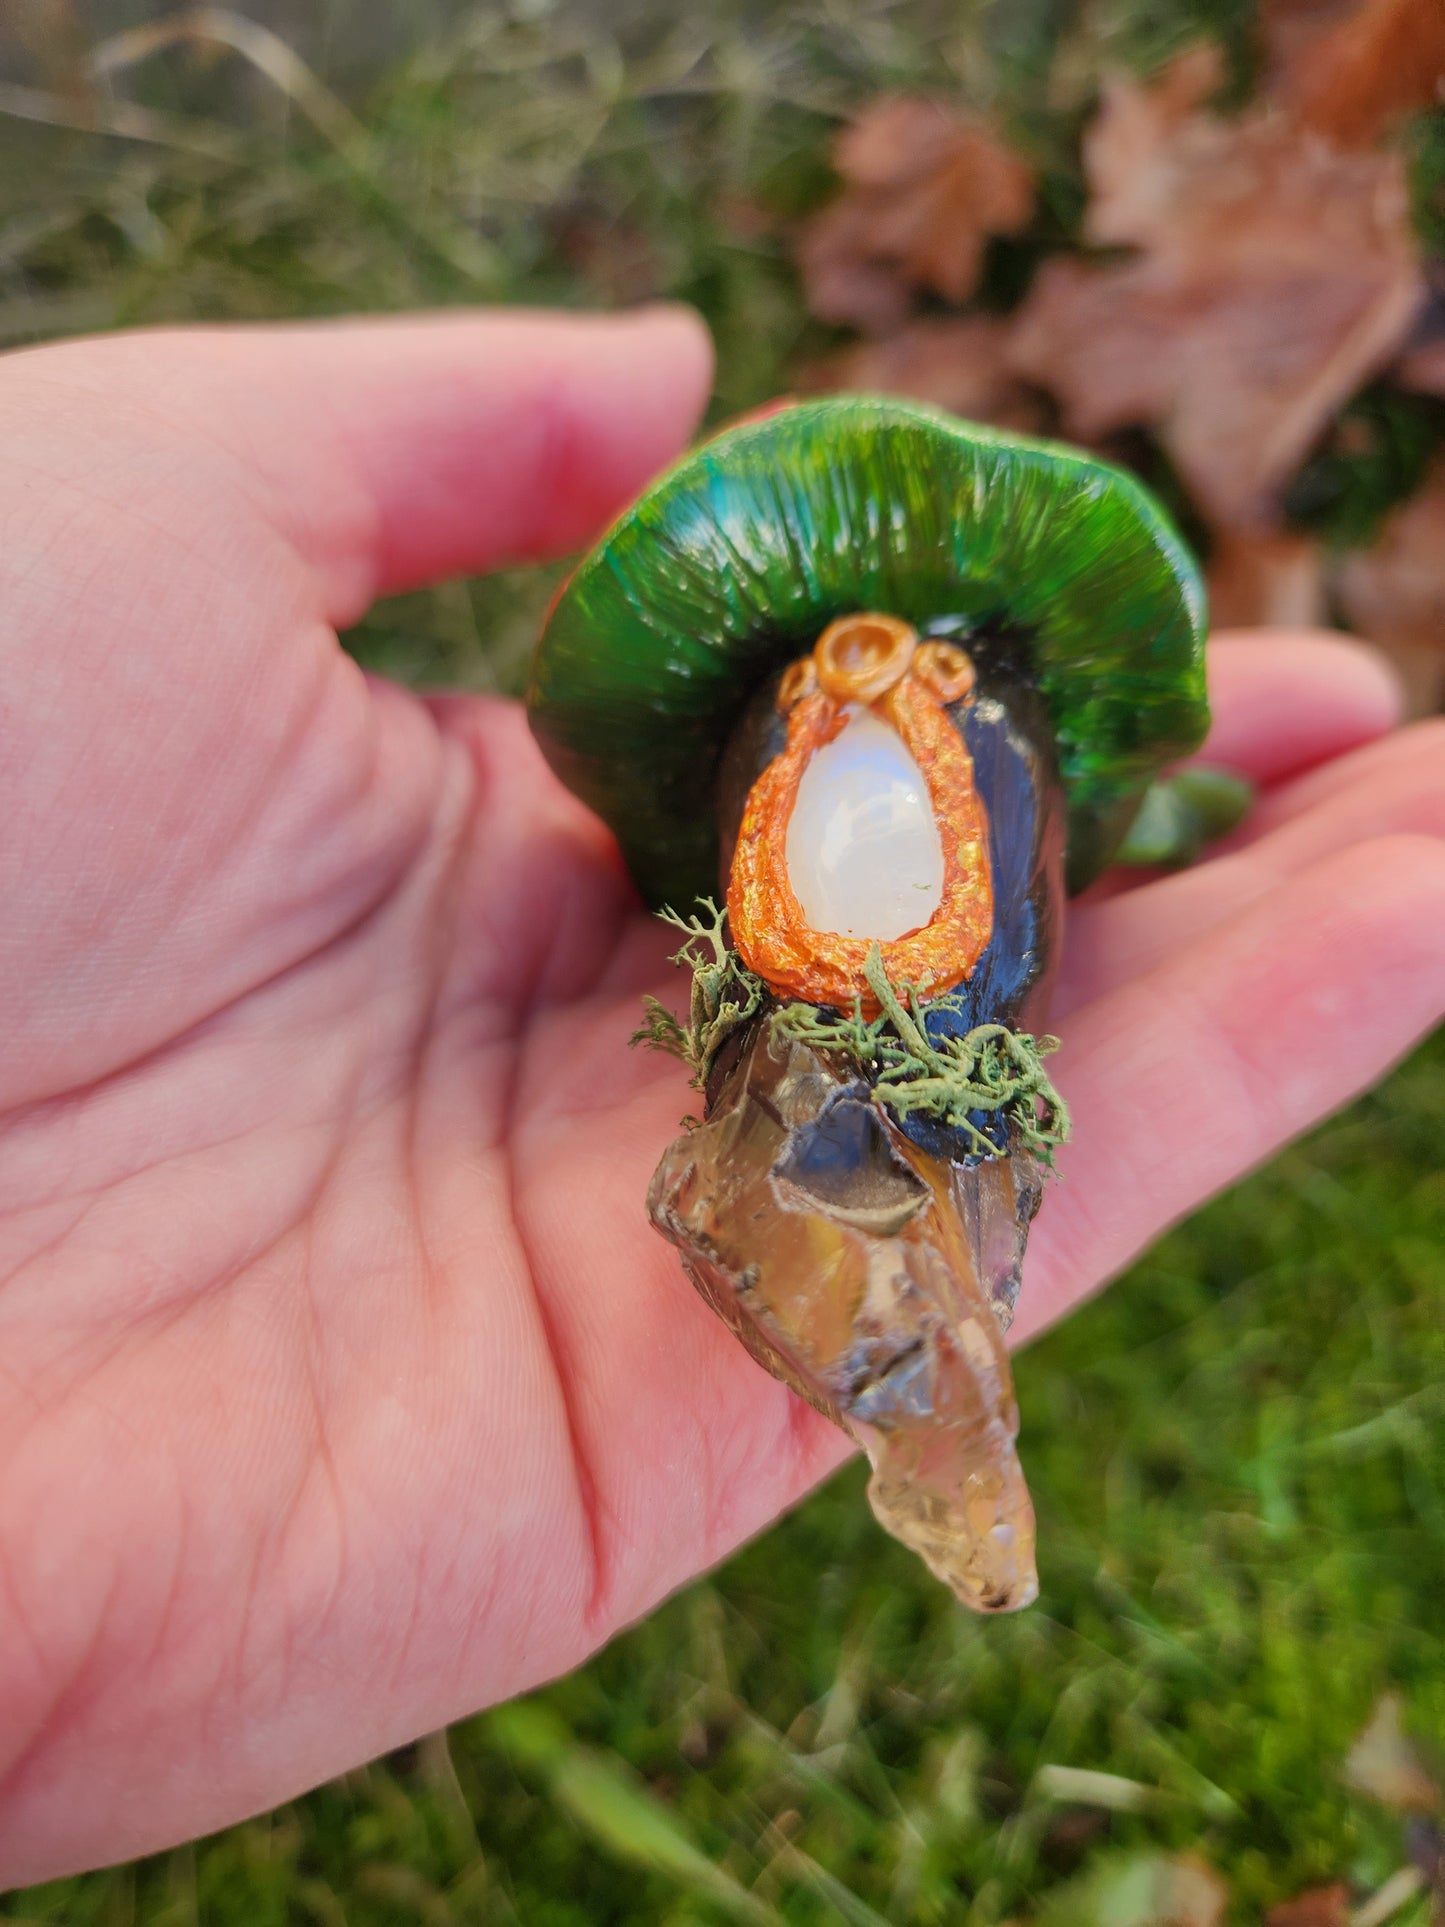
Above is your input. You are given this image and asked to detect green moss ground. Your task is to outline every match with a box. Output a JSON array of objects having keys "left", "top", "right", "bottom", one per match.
[{"left": 2, "top": 4, "right": 1441, "bottom": 1919}]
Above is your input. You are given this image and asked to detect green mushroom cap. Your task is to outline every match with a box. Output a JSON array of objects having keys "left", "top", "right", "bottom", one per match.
[{"left": 528, "top": 396, "right": 1208, "bottom": 905}]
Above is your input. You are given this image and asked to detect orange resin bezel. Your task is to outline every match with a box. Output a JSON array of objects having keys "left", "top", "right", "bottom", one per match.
[{"left": 727, "top": 665, "right": 994, "bottom": 1013}]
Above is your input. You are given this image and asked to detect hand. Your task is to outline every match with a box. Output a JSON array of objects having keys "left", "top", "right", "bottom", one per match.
[{"left": 1, "top": 314, "right": 1442, "bottom": 1886}]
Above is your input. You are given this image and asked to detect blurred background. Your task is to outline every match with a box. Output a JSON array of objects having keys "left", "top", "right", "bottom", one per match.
[{"left": 1, "top": 1, "right": 1443, "bottom": 1921}]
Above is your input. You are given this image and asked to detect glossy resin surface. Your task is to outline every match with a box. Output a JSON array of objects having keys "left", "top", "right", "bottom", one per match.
[{"left": 529, "top": 397, "right": 1207, "bottom": 905}]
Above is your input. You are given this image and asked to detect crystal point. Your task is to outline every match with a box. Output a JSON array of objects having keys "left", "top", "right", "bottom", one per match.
[{"left": 649, "top": 1019, "right": 1041, "bottom": 1612}]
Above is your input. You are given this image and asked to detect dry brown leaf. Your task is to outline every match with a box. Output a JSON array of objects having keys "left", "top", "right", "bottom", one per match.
[
  {"left": 553, "top": 210, "right": 664, "bottom": 306},
  {"left": 1007, "top": 55, "right": 1425, "bottom": 529},
  {"left": 1334, "top": 457, "right": 1445, "bottom": 650},
  {"left": 1156, "top": 1855, "right": 1231, "bottom": 1927},
  {"left": 798, "top": 94, "right": 1034, "bottom": 333},
  {"left": 1036, "top": 1850, "right": 1230, "bottom": 1927},
  {"left": 796, "top": 315, "right": 1046, "bottom": 431},
  {"left": 1334, "top": 460, "right": 1445, "bottom": 712},
  {"left": 1082, "top": 43, "right": 1227, "bottom": 248},
  {"left": 1260, "top": 0, "right": 1362, "bottom": 73},
  {"left": 1343, "top": 1692, "right": 1444, "bottom": 1813},
  {"left": 1208, "top": 529, "right": 1327, "bottom": 628},
  {"left": 1263, "top": 0, "right": 1445, "bottom": 147},
  {"left": 1265, "top": 1883, "right": 1351, "bottom": 1927}
]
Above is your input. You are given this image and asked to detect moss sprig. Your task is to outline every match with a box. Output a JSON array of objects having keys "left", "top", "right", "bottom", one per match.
[
  {"left": 634, "top": 910, "right": 1068, "bottom": 1163},
  {"left": 772, "top": 944, "right": 1070, "bottom": 1166},
  {"left": 630, "top": 898, "right": 766, "bottom": 1088}
]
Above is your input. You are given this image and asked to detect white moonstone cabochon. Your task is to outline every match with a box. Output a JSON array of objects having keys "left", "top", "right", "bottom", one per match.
[{"left": 784, "top": 704, "right": 945, "bottom": 940}]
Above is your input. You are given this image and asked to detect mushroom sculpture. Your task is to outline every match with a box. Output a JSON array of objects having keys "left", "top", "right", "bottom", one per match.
[{"left": 528, "top": 397, "right": 1207, "bottom": 1612}]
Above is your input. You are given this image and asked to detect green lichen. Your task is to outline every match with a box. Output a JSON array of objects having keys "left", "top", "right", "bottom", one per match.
[
  {"left": 771, "top": 945, "right": 1070, "bottom": 1166},
  {"left": 634, "top": 909, "right": 1069, "bottom": 1164},
  {"left": 630, "top": 899, "right": 766, "bottom": 1088}
]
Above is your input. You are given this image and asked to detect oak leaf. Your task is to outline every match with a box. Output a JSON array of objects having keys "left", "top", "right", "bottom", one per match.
[
  {"left": 1334, "top": 457, "right": 1445, "bottom": 711},
  {"left": 797, "top": 315, "right": 1046, "bottom": 432},
  {"left": 1264, "top": 1884, "right": 1350, "bottom": 1927},
  {"left": 1207, "top": 529, "right": 1327, "bottom": 629},
  {"left": 1343, "top": 1692, "right": 1444, "bottom": 1813},
  {"left": 1007, "top": 56, "right": 1425, "bottom": 529},
  {"left": 1262, "top": 0, "right": 1445, "bottom": 147},
  {"left": 798, "top": 94, "right": 1034, "bottom": 334}
]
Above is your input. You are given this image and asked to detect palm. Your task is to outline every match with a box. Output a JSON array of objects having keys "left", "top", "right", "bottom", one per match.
[{"left": 2, "top": 316, "right": 1442, "bottom": 1887}]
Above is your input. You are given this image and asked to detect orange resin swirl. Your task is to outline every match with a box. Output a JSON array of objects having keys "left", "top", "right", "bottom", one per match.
[{"left": 727, "top": 667, "right": 994, "bottom": 1013}]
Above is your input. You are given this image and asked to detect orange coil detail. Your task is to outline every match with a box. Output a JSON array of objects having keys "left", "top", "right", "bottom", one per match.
[{"left": 728, "top": 626, "right": 993, "bottom": 1013}]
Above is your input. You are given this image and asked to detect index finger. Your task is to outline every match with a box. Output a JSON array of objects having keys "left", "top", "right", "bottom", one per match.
[
  {"left": 1188, "top": 629, "right": 1403, "bottom": 788},
  {"left": 4, "top": 306, "right": 715, "bottom": 626}
]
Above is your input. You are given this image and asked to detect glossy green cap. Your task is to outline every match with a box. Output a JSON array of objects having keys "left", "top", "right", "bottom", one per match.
[{"left": 529, "top": 396, "right": 1207, "bottom": 905}]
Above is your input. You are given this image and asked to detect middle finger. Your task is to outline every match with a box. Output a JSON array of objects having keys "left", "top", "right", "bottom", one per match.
[{"left": 1057, "top": 718, "right": 1445, "bottom": 1018}]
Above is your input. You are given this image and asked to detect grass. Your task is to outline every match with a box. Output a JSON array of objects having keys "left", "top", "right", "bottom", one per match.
[{"left": 1, "top": 3, "right": 1442, "bottom": 1921}]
